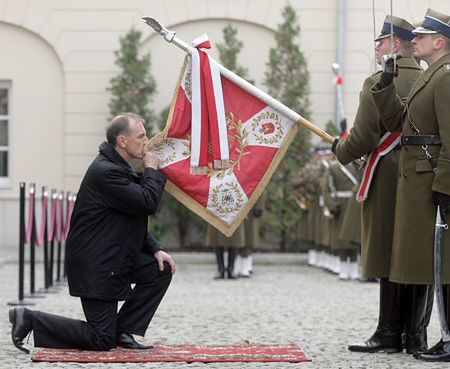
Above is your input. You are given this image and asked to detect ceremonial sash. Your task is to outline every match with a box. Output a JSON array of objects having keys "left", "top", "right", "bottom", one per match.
[{"left": 356, "top": 131, "right": 401, "bottom": 203}]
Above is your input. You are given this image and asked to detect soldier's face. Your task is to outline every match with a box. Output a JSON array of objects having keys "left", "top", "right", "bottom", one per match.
[
  {"left": 412, "top": 34, "right": 438, "bottom": 62},
  {"left": 375, "top": 38, "right": 393, "bottom": 65}
]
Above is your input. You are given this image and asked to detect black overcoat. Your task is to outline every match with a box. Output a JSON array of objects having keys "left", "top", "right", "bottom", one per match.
[{"left": 66, "top": 142, "right": 167, "bottom": 300}]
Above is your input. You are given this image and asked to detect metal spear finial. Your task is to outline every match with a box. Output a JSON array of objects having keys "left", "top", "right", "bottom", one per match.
[{"left": 142, "top": 17, "right": 175, "bottom": 42}]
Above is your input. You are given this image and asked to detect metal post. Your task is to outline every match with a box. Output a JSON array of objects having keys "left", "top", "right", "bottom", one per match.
[{"left": 8, "top": 182, "right": 34, "bottom": 306}]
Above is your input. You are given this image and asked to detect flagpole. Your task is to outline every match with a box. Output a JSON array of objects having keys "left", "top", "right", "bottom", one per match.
[{"left": 143, "top": 17, "right": 335, "bottom": 145}]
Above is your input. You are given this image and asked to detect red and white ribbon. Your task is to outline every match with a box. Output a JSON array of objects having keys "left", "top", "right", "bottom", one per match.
[
  {"left": 56, "top": 193, "right": 64, "bottom": 242},
  {"left": 190, "top": 34, "right": 229, "bottom": 175},
  {"left": 356, "top": 131, "right": 401, "bottom": 203}
]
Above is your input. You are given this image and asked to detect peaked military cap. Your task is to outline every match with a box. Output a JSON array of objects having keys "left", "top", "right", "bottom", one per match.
[
  {"left": 413, "top": 9, "right": 450, "bottom": 39},
  {"left": 375, "top": 15, "right": 415, "bottom": 41}
]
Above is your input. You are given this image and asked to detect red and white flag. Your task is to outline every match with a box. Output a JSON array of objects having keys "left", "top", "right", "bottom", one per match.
[{"left": 149, "top": 54, "right": 298, "bottom": 236}]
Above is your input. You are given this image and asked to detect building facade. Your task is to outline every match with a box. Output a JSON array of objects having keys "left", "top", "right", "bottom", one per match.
[{"left": 0, "top": 0, "right": 447, "bottom": 247}]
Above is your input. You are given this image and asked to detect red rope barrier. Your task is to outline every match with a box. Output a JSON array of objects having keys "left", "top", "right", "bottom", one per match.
[
  {"left": 56, "top": 193, "right": 63, "bottom": 243},
  {"left": 64, "top": 193, "right": 76, "bottom": 240},
  {"left": 25, "top": 186, "right": 35, "bottom": 244},
  {"left": 47, "top": 191, "right": 57, "bottom": 242},
  {"left": 36, "top": 190, "right": 48, "bottom": 246}
]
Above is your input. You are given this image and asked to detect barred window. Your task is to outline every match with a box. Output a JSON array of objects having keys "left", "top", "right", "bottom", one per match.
[{"left": 0, "top": 82, "right": 10, "bottom": 185}]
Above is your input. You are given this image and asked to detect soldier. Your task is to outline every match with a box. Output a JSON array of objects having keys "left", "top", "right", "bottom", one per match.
[
  {"left": 206, "top": 223, "right": 245, "bottom": 279},
  {"left": 338, "top": 163, "right": 362, "bottom": 280},
  {"left": 323, "top": 160, "right": 360, "bottom": 280},
  {"left": 332, "top": 16, "right": 423, "bottom": 353},
  {"left": 370, "top": 9, "right": 450, "bottom": 361},
  {"left": 237, "top": 196, "right": 265, "bottom": 278}
]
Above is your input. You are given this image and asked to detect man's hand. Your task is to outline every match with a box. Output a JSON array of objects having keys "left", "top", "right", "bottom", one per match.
[
  {"left": 252, "top": 208, "right": 263, "bottom": 218},
  {"left": 434, "top": 191, "right": 450, "bottom": 220},
  {"left": 331, "top": 137, "right": 339, "bottom": 154},
  {"left": 378, "top": 55, "right": 402, "bottom": 88},
  {"left": 154, "top": 250, "right": 176, "bottom": 274},
  {"left": 143, "top": 151, "right": 160, "bottom": 169}
]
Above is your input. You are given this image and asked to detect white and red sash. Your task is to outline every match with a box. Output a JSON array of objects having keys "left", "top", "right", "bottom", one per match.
[
  {"left": 190, "top": 34, "right": 229, "bottom": 175},
  {"left": 356, "top": 131, "right": 401, "bottom": 203}
]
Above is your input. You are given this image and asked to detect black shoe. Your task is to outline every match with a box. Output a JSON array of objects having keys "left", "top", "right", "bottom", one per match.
[
  {"left": 415, "top": 340, "right": 450, "bottom": 362},
  {"left": 9, "top": 308, "right": 33, "bottom": 354},
  {"left": 406, "top": 330, "right": 427, "bottom": 354},
  {"left": 213, "top": 272, "right": 225, "bottom": 280},
  {"left": 116, "top": 333, "right": 153, "bottom": 349},
  {"left": 348, "top": 331, "right": 402, "bottom": 353}
]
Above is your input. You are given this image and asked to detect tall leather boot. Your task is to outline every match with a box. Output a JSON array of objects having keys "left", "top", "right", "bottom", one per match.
[
  {"left": 416, "top": 285, "right": 450, "bottom": 362},
  {"left": 404, "top": 284, "right": 431, "bottom": 354},
  {"left": 213, "top": 247, "right": 225, "bottom": 279},
  {"left": 227, "top": 247, "right": 237, "bottom": 279},
  {"left": 348, "top": 278, "right": 403, "bottom": 353}
]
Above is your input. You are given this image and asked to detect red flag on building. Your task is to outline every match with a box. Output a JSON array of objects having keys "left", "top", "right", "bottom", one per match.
[{"left": 149, "top": 56, "right": 298, "bottom": 236}]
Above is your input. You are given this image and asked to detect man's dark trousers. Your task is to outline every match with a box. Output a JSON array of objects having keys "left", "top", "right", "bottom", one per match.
[{"left": 31, "top": 257, "right": 172, "bottom": 350}]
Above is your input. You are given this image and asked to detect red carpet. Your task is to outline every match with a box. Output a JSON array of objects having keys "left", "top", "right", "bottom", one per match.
[{"left": 31, "top": 344, "right": 310, "bottom": 363}]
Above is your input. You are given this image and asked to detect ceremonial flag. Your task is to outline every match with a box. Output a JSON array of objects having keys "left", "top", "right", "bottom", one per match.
[{"left": 149, "top": 56, "right": 298, "bottom": 236}]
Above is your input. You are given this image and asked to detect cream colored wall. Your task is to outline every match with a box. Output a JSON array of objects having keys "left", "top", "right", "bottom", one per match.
[{"left": 0, "top": 0, "right": 448, "bottom": 247}]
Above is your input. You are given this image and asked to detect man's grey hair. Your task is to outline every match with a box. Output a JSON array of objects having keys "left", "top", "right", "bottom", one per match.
[{"left": 106, "top": 113, "right": 144, "bottom": 146}]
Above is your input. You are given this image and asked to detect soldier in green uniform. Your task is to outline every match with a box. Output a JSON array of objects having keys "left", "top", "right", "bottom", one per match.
[
  {"left": 293, "top": 162, "right": 319, "bottom": 266},
  {"left": 317, "top": 156, "right": 334, "bottom": 272},
  {"left": 332, "top": 15, "right": 423, "bottom": 353},
  {"left": 338, "top": 163, "right": 362, "bottom": 279},
  {"left": 322, "top": 160, "right": 360, "bottom": 280},
  {"left": 235, "top": 199, "right": 264, "bottom": 278},
  {"left": 206, "top": 223, "right": 245, "bottom": 280},
  {"left": 371, "top": 9, "right": 450, "bottom": 361}
]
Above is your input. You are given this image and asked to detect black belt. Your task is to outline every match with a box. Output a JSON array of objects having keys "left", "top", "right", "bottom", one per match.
[{"left": 401, "top": 135, "right": 441, "bottom": 145}]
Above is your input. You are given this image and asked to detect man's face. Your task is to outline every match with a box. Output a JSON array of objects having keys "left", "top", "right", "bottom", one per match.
[
  {"left": 412, "top": 34, "right": 435, "bottom": 61},
  {"left": 375, "top": 37, "right": 393, "bottom": 65},
  {"left": 121, "top": 119, "right": 149, "bottom": 160}
]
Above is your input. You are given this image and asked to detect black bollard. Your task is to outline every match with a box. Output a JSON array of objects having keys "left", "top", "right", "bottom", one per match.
[
  {"left": 42, "top": 187, "right": 49, "bottom": 290},
  {"left": 25, "top": 183, "right": 44, "bottom": 299},
  {"left": 8, "top": 183, "right": 34, "bottom": 306}
]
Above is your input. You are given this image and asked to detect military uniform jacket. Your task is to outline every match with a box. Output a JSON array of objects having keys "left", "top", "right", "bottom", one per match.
[
  {"left": 335, "top": 58, "right": 422, "bottom": 278},
  {"left": 372, "top": 54, "right": 450, "bottom": 284}
]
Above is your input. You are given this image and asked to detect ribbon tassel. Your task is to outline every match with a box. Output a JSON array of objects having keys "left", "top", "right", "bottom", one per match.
[{"left": 190, "top": 34, "right": 230, "bottom": 175}]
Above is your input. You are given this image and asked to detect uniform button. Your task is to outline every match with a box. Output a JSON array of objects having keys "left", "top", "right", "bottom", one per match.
[{"left": 110, "top": 272, "right": 115, "bottom": 276}]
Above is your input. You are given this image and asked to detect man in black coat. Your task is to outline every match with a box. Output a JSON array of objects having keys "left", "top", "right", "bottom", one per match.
[{"left": 9, "top": 112, "right": 176, "bottom": 353}]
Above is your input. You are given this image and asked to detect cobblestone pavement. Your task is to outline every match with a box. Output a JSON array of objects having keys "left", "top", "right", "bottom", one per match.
[{"left": 0, "top": 250, "right": 445, "bottom": 368}]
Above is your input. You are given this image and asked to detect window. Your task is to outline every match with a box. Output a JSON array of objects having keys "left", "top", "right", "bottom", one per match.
[{"left": 0, "top": 81, "right": 10, "bottom": 186}]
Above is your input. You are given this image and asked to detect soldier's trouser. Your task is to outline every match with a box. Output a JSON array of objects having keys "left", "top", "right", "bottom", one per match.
[
  {"left": 227, "top": 247, "right": 237, "bottom": 278},
  {"left": 377, "top": 278, "right": 403, "bottom": 335},
  {"left": 32, "top": 259, "right": 172, "bottom": 350},
  {"left": 404, "top": 284, "right": 433, "bottom": 354},
  {"left": 347, "top": 278, "right": 403, "bottom": 353},
  {"left": 214, "top": 247, "right": 225, "bottom": 277}
]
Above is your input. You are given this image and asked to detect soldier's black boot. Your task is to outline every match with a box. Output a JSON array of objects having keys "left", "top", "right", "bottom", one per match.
[
  {"left": 416, "top": 285, "right": 450, "bottom": 362},
  {"left": 348, "top": 278, "right": 403, "bottom": 353},
  {"left": 213, "top": 247, "right": 225, "bottom": 279},
  {"left": 226, "top": 247, "right": 237, "bottom": 279},
  {"left": 404, "top": 284, "right": 431, "bottom": 354}
]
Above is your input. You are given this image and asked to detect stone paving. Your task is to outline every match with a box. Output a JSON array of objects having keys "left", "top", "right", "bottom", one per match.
[{"left": 0, "top": 250, "right": 445, "bottom": 368}]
